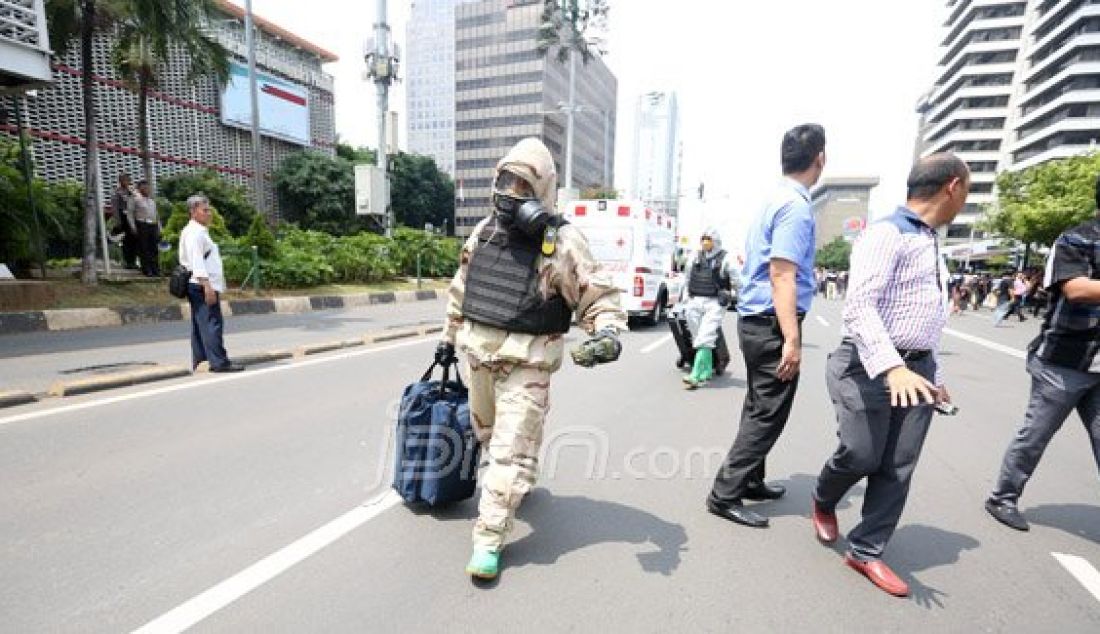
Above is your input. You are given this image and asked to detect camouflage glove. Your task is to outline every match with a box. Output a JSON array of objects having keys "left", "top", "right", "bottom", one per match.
[
  {"left": 570, "top": 328, "right": 622, "bottom": 368},
  {"left": 435, "top": 341, "right": 457, "bottom": 365}
]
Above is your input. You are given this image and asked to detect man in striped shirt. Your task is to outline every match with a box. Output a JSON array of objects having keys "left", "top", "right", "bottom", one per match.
[{"left": 810, "top": 154, "right": 969, "bottom": 598}]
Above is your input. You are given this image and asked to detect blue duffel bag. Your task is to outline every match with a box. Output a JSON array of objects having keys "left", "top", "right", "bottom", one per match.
[{"left": 393, "top": 358, "right": 480, "bottom": 506}]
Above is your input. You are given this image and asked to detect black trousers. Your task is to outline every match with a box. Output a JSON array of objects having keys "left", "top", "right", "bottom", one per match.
[
  {"left": 710, "top": 314, "right": 803, "bottom": 503},
  {"left": 137, "top": 222, "right": 160, "bottom": 276}
]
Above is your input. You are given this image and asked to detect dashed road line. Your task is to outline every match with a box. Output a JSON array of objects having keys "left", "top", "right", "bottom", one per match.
[
  {"left": 942, "top": 328, "right": 1026, "bottom": 360},
  {"left": 131, "top": 490, "right": 404, "bottom": 634},
  {"left": 641, "top": 334, "right": 673, "bottom": 354},
  {"left": 1052, "top": 552, "right": 1100, "bottom": 605}
]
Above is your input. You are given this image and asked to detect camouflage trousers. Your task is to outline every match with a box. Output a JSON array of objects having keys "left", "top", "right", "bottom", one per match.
[{"left": 466, "top": 358, "right": 552, "bottom": 551}]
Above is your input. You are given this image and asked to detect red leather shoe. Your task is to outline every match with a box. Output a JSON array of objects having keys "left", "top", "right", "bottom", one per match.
[
  {"left": 812, "top": 501, "right": 838, "bottom": 543},
  {"left": 844, "top": 553, "right": 909, "bottom": 597}
]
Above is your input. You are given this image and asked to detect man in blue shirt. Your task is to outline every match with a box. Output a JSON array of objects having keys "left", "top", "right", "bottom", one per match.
[{"left": 708, "top": 123, "right": 825, "bottom": 529}]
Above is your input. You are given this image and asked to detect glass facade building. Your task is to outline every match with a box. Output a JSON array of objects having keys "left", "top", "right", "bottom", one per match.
[
  {"left": 630, "top": 90, "right": 681, "bottom": 217},
  {"left": 453, "top": 0, "right": 617, "bottom": 236}
]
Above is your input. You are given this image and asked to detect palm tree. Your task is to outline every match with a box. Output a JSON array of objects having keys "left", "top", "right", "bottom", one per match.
[
  {"left": 112, "top": 0, "right": 229, "bottom": 195},
  {"left": 537, "top": 0, "right": 609, "bottom": 190},
  {"left": 46, "top": 0, "right": 114, "bottom": 284}
]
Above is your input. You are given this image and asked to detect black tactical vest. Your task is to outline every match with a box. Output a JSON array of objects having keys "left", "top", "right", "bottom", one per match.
[
  {"left": 461, "top": 219, "right": 573, "bottom": 335},
  {"left": 688, "top": 250, "right": 729, "bottom": 297}
]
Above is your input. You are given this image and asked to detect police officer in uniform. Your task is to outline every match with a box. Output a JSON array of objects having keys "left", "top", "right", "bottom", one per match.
[
  {"left": 436, "top": 137, "right": 627, "bottom": 580},
  {"left": 681, "top": 228, "right": 735, "bottom": 388}
]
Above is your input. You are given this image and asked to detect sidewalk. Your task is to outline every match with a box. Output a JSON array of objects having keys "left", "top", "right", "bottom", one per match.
[{"left": 0, "top": 296, "right": 448, "bottom": 407}]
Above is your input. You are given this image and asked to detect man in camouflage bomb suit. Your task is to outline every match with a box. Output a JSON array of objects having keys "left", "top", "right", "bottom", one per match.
[{"left": 437, "top": 137, "right": 627, "bottom": 580}]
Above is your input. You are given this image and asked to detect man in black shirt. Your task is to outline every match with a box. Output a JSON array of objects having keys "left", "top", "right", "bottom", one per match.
[{"left": 985, "top": 175, "right": 1100, "bottom": 531}]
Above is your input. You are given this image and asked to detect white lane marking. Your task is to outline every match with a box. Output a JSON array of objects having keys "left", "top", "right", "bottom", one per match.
[
  {"left": 942, "top": 328, "right": 1026, "bottom": 360},
  {"left": 641, "top": 334, "right": 673, "bottom": 354},
  {"left": 816, "top": 316, "right": 830, "bottom": 327},
  {"left": 131, "top": 490, "right": 403, "bottom": 634},
  {"left": 0, "top": 338, "right": 435, "bottom": 428},
  {"left": 1052, "top": 552, "right": 1100, "bottom": 604}
]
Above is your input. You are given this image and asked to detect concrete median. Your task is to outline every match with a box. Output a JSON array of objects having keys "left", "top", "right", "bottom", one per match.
[{"left": 0, "top": 390, "right": 37, "bottom": 408}]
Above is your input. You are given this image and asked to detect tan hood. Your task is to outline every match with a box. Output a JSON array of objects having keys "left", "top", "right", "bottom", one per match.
[{"left": 495, "top": 137, "right": 559, "bottom": 211}]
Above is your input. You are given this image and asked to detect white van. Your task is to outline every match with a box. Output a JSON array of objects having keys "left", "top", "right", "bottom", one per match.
[{"left": 562, "top": 199, "right": 679, "bottom": 326}]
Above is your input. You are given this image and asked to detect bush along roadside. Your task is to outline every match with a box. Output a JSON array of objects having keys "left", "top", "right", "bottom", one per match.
[{"left": 156, "top": 204, "right": 460, "bottom": 289}]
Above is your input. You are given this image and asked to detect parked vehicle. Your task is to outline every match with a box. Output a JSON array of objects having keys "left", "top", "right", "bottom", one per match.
[{"left": 563, "top": 199, "right": 678, "bottom": 326}]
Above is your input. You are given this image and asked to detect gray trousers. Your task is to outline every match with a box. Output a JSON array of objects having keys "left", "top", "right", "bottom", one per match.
[
  {"left": 814, "top": 342, "right": 935, "bottom": 560},
  {"left": 990, "top": 354, "right": 1100, "bottom": 505}
]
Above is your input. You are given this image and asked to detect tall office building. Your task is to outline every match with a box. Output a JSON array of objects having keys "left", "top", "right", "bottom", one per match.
[
  {"left": 407, "top": 0, "right": 472, "bottom": 177},
  {"left": 920, "top": 0, "right": 1100, "bottom": 243},
  {"left": 631, "top": 90, "right": 681, "bottom": 217},
  {"left": 453, "top": 0, "right": 617, "bottom": 236}
]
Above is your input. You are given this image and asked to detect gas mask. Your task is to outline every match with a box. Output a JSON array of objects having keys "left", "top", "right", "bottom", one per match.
[{"left": 492, "top": 170, "right": 549, "bottom": 237}]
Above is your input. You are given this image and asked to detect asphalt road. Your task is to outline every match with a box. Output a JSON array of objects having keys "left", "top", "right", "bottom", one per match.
[{"left": 1, "top": 298, "right": 1098, "bottom": 632}]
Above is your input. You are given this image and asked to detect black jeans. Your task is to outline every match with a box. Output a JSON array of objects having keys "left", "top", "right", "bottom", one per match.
[
  {"left": 814, "top": 342, "right": 935, "bottom": 560},
  {"left": 187, "top": 284, "right": 230, "bottom": 370},
  {"left": 137, "top": 222, "right": 160, "bottom": 276},
  {"left": 710, "top": 314, "right": 803, "bottom": 503}
]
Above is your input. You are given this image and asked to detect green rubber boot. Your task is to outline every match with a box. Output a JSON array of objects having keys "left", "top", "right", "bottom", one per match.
[
  {"left": 697, "top": 347, "right": 715, "bottom": 383},
  {"left": 683, "top": 347, "right": 714, "bottom": 389},
  {"left": 466, "top": 548, "right": 501, "bottom": 579}
]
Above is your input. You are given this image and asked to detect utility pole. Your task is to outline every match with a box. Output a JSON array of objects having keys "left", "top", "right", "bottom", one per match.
[
  {"left": 565, "top": 50, "right": 576, "bottom": 192},
  {"left": 365, "top": 0, "right": 399, "bottom": 237},
  {"left": 244, "top": 0, "right": 264, "bottom": 216}
]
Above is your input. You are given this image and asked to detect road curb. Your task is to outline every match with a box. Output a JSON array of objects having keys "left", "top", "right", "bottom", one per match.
[
  {"left": 3, "top": 321, "right": 440, "bottom": 409},
  {"left": 0, "top": 390, "right": 37, "bottom": 408},
  {"left": 48, "top": 365, "right": 191, "bottom": 397},
  {"left": 1, "top": 288, "right": 441, "bottom": 336}
]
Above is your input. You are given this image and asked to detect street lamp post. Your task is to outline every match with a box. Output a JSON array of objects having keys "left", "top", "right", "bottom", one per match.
[{"left": 364, "top": 0, "right": 399, "bottom": 237}]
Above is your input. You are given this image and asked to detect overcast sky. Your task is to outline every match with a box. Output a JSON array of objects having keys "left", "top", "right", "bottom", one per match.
[{"left": 252, "top": 0, "right": 945, "bottom": 217}]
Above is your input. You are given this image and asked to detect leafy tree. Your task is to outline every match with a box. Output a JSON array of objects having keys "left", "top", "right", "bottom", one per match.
[
  {"left": 158, "top": 170, "right": 256, "bottom": 236},
  {"left": 242, "top": 214, "right": 278, "bottom": 259},
  {"left": 581, "top": 186, "right": 619, "bottom": 199},
  {"left": 815, "top": 236, "right": 852, "bottom": 271},
  {"left": 390, "top": 152, "right": 454, "bottom": 231},
  {"left": 985, "top": 152, "right": 1100, "bottom": 249},
  {"left": 111, "top": 0, "right": 229, "bottom": 193},
  {"left": 335, "top": 143, "right": 377, "bottom": 165},
  {"left": 273, "top": 151, "right": 358, "bottom": 235}
]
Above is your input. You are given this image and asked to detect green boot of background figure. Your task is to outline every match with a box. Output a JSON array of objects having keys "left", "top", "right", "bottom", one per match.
[{"left": 697, "top": 346, "right": 715, "bottom": 383}]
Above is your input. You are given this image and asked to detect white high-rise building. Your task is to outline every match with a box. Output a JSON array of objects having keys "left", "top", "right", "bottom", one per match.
[
  {"left": 406, "top": 0, "right": 470, "bottom": 177},
  {"left": 920, "top": 0, "right": 1100, "bottom": 243},
  {"left": 631, "top": 91, "right": 681, "bottom": 216}
]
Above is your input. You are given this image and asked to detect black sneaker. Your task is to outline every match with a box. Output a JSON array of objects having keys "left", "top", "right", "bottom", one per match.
[
  {"left": 211, "top": 363, "right": 245, "bottom": 373},
  {"left": 985, "top": 498, "right": 1029, "bottom": 531}
]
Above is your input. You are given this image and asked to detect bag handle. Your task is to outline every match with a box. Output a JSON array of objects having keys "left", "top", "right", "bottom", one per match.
[{"left": 420, "top": 358, "right": 465, "bottom": 393}]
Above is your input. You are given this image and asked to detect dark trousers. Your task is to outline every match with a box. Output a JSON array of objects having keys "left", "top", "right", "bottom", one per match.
[
  {"left": 187, "top": 284, "right": 230, "bottom": 370},
  {"left": 137, "top": 222, "right": 160, "bottom": 276},
  {"left": 710, "top": 314, "right": 803, "bottom": 503},
  {"left": 121, "top": 229, "right": 138, "bottom": 268},
  {"left": 814, "top": 342, "right": 935, "bottom": 560},
  {"left": 990, "top": 354, "right": 1100, "bottom": 505}
]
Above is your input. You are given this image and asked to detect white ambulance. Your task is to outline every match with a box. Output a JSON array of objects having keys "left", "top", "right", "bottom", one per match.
[{"left": 562, "top": 199, "right": 679, "bottom": 326}]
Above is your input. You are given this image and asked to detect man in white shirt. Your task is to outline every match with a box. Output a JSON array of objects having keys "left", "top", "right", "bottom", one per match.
[{"left": 179, "top": 194, "right": 242, "bottom": 373}]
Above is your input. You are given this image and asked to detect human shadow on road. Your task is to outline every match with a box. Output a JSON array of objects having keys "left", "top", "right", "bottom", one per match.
[
  {"left": 1025, "top": 503, "right": 1100, "bottom": 545},
  {"left": 505, "top": 490, "right": 688, "bottom": 576},
  {"left": 755, "top": 473, "right": 862, "bottom": 523},
  {"left": 707, "top": 374, "right": 746, "bottom": 389},
  {"left": 887, "top": 524, "right": 980, "bottom": 610}
]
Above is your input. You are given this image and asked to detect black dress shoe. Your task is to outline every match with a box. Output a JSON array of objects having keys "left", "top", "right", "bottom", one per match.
[
  {"left": 743, "top": 482, "right": 786, "bottom": 501},
  {"left": 211, "top": 363, "right": 245, "bottom": 373},
  {"left": 985, "top": 498, "right": 1029, "bottom": 531},
  {"left": 707, "top": 499, "right": 769, "bottom": 528}
]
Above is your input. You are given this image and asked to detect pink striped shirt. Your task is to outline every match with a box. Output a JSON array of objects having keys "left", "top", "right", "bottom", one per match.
[{"left": 842, "top": 207, "right": 948, "bottom": 385}]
